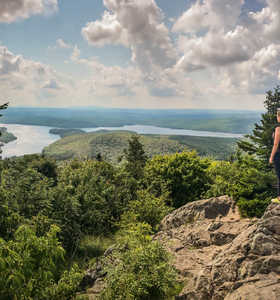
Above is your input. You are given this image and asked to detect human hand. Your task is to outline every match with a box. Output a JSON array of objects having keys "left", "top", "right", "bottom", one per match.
[{"left": 269, "top": 157, "right": 274, "bottom": 164}]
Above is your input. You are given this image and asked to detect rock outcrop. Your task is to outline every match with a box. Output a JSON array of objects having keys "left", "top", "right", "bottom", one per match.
[
  {"left": 82, "top": 195, "right": 280, "bottom": 299},
  {"left": 153, "top": 195, "right": 280, "bottom": 300}
]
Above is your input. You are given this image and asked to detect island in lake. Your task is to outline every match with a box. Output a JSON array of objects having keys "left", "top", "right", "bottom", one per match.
[
  {"left": 0, "top": 127, "right": 17, "bottom": 144},
  {"left": 49, "top": 128, "right": 86, "bottom": 138}
]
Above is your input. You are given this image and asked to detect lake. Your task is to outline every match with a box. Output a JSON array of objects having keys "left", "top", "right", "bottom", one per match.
[{"left": 0, "top": 123, "right": 245, "bottom": 158}]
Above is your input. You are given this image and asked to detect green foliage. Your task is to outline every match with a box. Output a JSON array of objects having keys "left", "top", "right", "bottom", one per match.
[
  {"left": 236, "top": 197, "right": 271, "bottom": 218},
  {"left": 169, "top": 135, "right": 238, "bottom": 161},
  {"left": 0, "top": 224, "right": 83, "bottom": 300},
  {"left": 0, "top": 156, "right": 55, "bottom": 240},
  {"left": 0, "top": 127, "right": 17, "bottom": 144},
  {"left": 99, "top": 223, "right": 183, "bottom": 300},
  {"left": 49, "top": 128, "right": 86, "bottom": 138},
  {"left": 203, "top": 151, "right": 275, "bottom": 217},
  {"left": 52, "top": 159, "right": 136, "bottom": 254},
  {"left": 123, "top": 135, "right": 148, "bottom": 180},
  {"left": 43, "top": 130, "right": 238, "bottom": 163},
  {"left": 77, "top": 235, "right": 115, "bottom": 265},
  {"left": 144, "top": 151, "right": 211, "bottom": 208},
  {"left": 236, "top": 85, "right": 280, "bottom": 168},
  {"left": 118, "top": 189, "right": 173, "bottom": 232},
  {"left": 43, "top": 131, "right": 187, "bottom": 163}
]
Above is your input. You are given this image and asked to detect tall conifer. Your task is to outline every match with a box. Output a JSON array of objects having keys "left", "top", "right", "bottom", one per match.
[{"left": 236, "top": 86, "right": 280, "bottom": 168}]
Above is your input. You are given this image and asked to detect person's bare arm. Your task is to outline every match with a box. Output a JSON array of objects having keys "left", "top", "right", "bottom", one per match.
[{"left": 270, "top": 127, "right": 280, "bottom": 161}]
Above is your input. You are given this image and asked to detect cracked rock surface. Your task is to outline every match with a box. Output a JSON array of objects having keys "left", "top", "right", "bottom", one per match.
[
  {"left": 82, "top": 195, "right": 280, "bottom": 299},
  {"left": 153, "top": 195, "right": 280, "bottom": 300}
]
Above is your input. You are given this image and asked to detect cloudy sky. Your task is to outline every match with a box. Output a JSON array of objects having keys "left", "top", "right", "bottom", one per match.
[{"left": 0, "top": 0, "right": 278, "bottom": 110}]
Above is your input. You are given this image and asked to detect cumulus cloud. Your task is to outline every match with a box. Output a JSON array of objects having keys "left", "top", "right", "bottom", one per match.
[
  {"left": 71, "top": 50, "right": 141, "bottom": 98},
  {"left": 249, "top": 0, "right": 280, "bottom": 42},
  {"left": 82, "top": 11, "right": 128, "bottom": 47},
  {"left": 0, "top": 45, "right": 73, "bottom": 106},
  {"left": 173, "top": 0, "right": 245, "bottom": 33},
  {"left": 0, "top": 0, "right": 58, "bottom": 23},
  {"left": 170, "top": 0, "right": 280, "bottom": 96},
  {"left": 82, "top": 0, "right": 177, "bottom": 74},
  {"left": 216, "top": 44, "right": 280, "bottom": 94},
  {"left": 175, "top": 26, "right": 256, "bottom": 71}
]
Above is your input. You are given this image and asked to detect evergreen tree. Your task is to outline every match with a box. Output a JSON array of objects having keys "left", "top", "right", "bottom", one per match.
[
  {"left": 236, "top": 85, "right": 280, "bottom": 169},
  {"left": 123, "top": 135, "right": 148, "bottom": 180},
  {"left": 0, "top": 102, "right": 8, "bottom": 159}
]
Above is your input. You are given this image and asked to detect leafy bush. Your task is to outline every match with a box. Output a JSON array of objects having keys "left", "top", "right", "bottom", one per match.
[
  {"left": 203, "top": 153, "right": 275, "bottom": 217},
  {"left": 0, "top": 224, "right": 83, "bottom": 300},
  {"left": 237, "top": 197, "right": 271, "bottom": 218},
  {"left": 99, "top": 223, "right": 183, "bottom": 300},
  {"left": 117, "top": 189, "right": 173, "bottom": 232},
  {"left": 144, "top": 151, "right": 211, "bottom": 208}
]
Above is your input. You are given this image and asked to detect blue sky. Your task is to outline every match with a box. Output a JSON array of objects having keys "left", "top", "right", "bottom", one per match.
[{"left": 0, "top": 0, "right": 278, "bottom": 110}]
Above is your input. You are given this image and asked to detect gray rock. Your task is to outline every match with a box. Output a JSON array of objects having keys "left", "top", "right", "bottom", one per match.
[{"left": 154, "top": 195, "right": 280, "bottom": 299}]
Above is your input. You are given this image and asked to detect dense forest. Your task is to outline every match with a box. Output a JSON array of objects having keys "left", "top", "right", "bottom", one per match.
[
  {"left": 43, "top": 130, "right": 238, "bottom": 162},
  {"left": 0, "top": 137, "right": 276, "bottom": 299},
  {"left": 0, "top": 87, "right": 280, "bottom": 299}
]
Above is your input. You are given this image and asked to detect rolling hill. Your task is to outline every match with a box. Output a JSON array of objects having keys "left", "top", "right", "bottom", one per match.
[{"left": 43, "top": 130, "right": 239, "bottom": 162}]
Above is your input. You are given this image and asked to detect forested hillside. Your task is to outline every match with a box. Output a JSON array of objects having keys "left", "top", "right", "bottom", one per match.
[{"left": 43, "top": 130, "right": 238, "bottom": 162}]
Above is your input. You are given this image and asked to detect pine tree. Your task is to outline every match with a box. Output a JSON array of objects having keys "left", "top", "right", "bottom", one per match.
[
  {"left": 236, "top": 86, "right": 280, "bottom": 168},
  {"left": 0, "top": 102, "right": 8, "bottom": 159},
  {"left": 123, "top": 135, "right": 148, "bottom": 180}
]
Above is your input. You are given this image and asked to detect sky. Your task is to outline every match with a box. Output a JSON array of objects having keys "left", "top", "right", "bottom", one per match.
[{"left": 0, "top": 0, "right": 279, "bottom": 110}]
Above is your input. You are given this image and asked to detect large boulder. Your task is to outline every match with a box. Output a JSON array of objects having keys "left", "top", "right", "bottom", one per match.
[{"left": 153, "top": 195, "right": 280, "bottom": 300}]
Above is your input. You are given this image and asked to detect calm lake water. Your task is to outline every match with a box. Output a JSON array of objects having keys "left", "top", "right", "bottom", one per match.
[{"left": 0, "top": 123, "right": 245, "bottom": 158}]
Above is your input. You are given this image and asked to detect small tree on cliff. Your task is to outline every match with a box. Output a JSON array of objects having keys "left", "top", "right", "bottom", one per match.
[
  {"left": 123, "top": 135, "right": 148, "bottom": 180},
  {"left": 0, "top": 102, "right": 8, "bottom": 159},
  {"left": 236, "top": 85, "right": 280, "bottom": 169}
]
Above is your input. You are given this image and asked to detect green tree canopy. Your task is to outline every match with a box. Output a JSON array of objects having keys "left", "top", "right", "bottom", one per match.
[
  {"left": 236, "top": 85, "right": 280, "bottom": 169},
  {"left": 0, "top": 102, "right": 8, "bottom": 159}
]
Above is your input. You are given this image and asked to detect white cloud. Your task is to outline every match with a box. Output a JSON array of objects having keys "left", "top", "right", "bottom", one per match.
[
  {"left": 0, "top": 0, "right": 58, "bottom": 23},
  {"left": 173, "top": 0, "right": 244, "bottom": 34},
  {"left": 70, "top": 45, "right": 81, "bottom": 61},
  {"left": 82, "top": 0, "right": 177, "bottom": 74},
  {"left": 0, "top": 45, "right": 73, "bottom": 106},
  {"left": 82, "top": 11, "right": 128, "bottom": 47},
  {"left": 216, "top": 44, "right": 280, "bottom": 94},
  {"left": 2, "top": 0, "right": 280, "bottom": 110},
  {"left": 56, "top": 38, "right": 72, "bottom": 49},
  {"left": 170, "top": 0, "right": 280, "bottom": 97},
  {"left": 70, "top": 49, "right": 142, "bottom": 98},
  {"left": 175, "top": 26, "right": 256, "bottom": 71},
  {"left": 249, "top": 0, "right": 280, "bottom": 42}
]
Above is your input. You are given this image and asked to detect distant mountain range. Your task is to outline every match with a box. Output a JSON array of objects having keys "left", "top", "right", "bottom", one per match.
[{"left": 1, "top": 107, "right": 262, "bottom": 134}]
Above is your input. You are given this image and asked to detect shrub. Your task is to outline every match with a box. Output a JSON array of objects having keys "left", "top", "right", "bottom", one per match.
[
  {"left": 203, "top": 153, "right": 275, "bottom": 217},
  {"left": 144, "top": 151, "right": 211, "bottom": 208},
  {"left": 0, "top": 224, "right": 83, "bottom": 300},
  {"left": 237, "top": 197, "right": 271, "bottom": 218},
  {"left": 117, "top": 189, "right": 173, "bottom": 232},
  {"left": 99, "top": 223, "right": 183, "bottom": 300}
]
